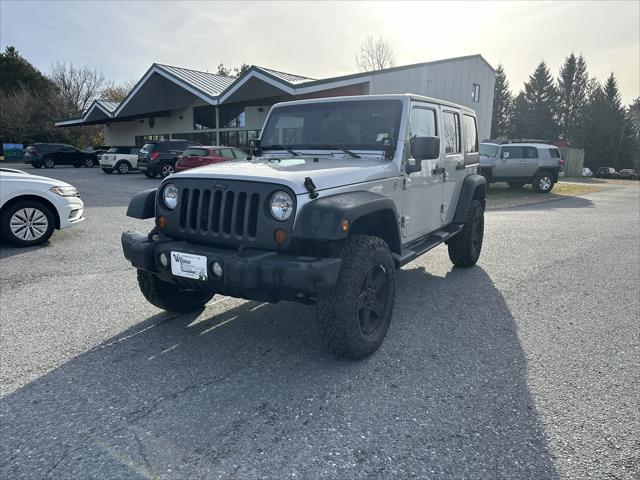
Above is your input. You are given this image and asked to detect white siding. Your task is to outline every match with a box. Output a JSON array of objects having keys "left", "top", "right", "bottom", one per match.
[{"left": 368, "top": 57, "right": 495, "bottom": 141}]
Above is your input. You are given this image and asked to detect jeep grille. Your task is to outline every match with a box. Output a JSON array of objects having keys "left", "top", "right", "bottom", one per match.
[{"left": 179, "top": 187, "right": 260, "bottom": 239}]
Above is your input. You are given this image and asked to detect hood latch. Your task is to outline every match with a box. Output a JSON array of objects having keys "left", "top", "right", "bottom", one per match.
[{"left": 304, "top": 177, "right": 319, "bottom": 199}]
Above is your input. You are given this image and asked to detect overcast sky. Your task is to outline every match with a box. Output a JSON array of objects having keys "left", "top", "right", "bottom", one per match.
[{"left": 1, "top": 0, "right": 638, "bottom": 103}]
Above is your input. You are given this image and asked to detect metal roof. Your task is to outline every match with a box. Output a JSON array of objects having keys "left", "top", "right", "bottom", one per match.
[
  {"left": 255, "top": 67, "right": 315, "bottom": 84},
  {"left": 155, "top": 64, "right": 235, "bottom": 98},
  {"left": 96, "top": 100, "right": 119, "bottom": 113}
]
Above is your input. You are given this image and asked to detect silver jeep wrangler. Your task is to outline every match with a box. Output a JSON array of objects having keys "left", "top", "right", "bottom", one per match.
[
  {"left": 479, "top": 139, "right": 564, "bottom": 193},
  {"left": 122, "top": 94, "right": 487, "bottom": 359}
]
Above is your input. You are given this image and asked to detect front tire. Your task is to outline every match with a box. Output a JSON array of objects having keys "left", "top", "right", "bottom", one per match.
[
  {"left": 136, "top": 270, "right": 214, "bottom": 313},
  {"left": 316, "top": 235, "right": 396, "bottom": 360},
  {"left": 1, "top": 199, "right": 55, "bottom": 246},
  {"left": 532, "top": 171, "right": 555, "bottom": 193},
  {"left": 448, "top": 199, "right": 484, "bottom": 267}
]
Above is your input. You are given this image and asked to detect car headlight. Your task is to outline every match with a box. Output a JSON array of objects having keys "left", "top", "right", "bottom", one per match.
[
  {"left": 162, "top": 183, "right": 179, "bottom": 210},
  {"left": 269, "top": 190, "right": 293, "bottom": 221},
  {"left": 50, "top": 186, "right": 78, "bottom": 197}
]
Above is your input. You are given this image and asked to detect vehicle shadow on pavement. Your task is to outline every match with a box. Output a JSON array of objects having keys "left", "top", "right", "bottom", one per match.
[
  {"left": 493, "top": 194, "right": 595, "bottom": 212},
  {"left": 0, "top": 266, "right": 559, "bottom": 479}
]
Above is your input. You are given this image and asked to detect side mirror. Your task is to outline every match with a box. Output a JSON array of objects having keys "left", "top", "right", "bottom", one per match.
[
  {"left": 249, "top": 139, "right": 261, "bottom": 157},
  {"left": 407, "top": 136, "right": 439, "bottom": 174},
  {"left": 502, "top": 151, "right": 510, "bottom": 159}
]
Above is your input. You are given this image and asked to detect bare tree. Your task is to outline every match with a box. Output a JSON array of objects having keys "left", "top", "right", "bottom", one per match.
[
  {"left": 356, "top": 36, "right": 396, "bottom": 72},
  {"left": 100, "top": 79, "right": 136, "bottom": 103},
  {"left": 49, "top": 61, "right": 106, "bottom": 116}
]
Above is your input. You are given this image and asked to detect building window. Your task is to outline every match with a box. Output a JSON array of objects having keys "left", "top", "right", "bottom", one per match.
[
  {"left": 219, "top": 104, "right": 246, "bottom": 128},
  {"left": 172, "top": 132, "right": 214, "bottom": 145},
  {"left": 219, "top": 130, "right": 260, "bottom": 149},
  {"left": 135, "top": 134, "right": 169, "bottom": 147},
  {"left": 472, "top": 83, "right": 480, "bottom": 102},
  {"left": 193, "top": 105, "right": 216, "bottom": 130}
]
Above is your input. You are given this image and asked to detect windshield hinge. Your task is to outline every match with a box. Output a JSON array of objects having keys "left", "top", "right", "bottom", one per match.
[{"left": 304, "top": 177, "right": 319, "bottom": 199}]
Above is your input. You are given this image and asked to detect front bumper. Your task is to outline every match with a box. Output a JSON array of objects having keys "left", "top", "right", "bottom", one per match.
[
  {"left": 121, "top": 231, "right": 342, "bottom": 302},
  {"left": 58, "top": 196, "right": 85, "bottom": 229}
]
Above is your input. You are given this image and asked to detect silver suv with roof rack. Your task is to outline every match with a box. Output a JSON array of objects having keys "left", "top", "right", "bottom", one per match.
[
  {"left": 121, "top": 94, "right": 487, "bottom": 359},
  {"left": 479, "top": 139, "right": 564, "bottom": 193}
]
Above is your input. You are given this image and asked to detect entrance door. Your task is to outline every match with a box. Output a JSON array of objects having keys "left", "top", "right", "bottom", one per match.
[{"left": 402, "top": 103, "right": 442, "bottom": 239}]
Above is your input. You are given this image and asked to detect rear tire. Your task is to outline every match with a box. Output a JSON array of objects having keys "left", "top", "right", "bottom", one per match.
[
  {"left": 136, "top": 270, "right": 214, "bottom": 313},
  {"left": 1, "top": 199, "right": 55, "bottom": 246},
  {"left": 116, "top": 161, "right": 131, "bottom": 174},
  {"left": 44, "top": 158, "right": 55, "bottom": 168},
  {"left": 508, "top": 182, "right": 525, "bottom": 189},
  {"left": 160, "top": 162, "right": 175, "bottom": 178},
  {"left": 532, "top": 171, "right": 555, "bottom": 193},
  {"left": 448, "top": 199, "right": 484, "bottom": 267},
  {"left": 84, "top": 158, "right": 95, "bottom": 168},
  {"left": 316, "top": 235, "right": 396, "bottom": 360}
]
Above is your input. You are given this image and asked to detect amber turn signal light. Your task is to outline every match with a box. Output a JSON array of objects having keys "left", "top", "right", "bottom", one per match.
[
  {"left": 274, "top": 228, "right": 287, "bottom": 245},
  {"left": 157, "top": 216, "right": 167, "bottom": 228},
  {"left": 341, "top": 219, "right": 350, "bottom": 232}
]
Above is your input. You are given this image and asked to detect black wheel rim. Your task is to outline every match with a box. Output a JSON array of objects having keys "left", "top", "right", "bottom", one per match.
[
  {"left": 357, "top": 263, "right": 390, "bottom": 336},
  {"left": 85, "top": 159, "right": 93, "bottom": 167}
]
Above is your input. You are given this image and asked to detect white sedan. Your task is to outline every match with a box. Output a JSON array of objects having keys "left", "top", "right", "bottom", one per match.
[{"left": 0, "top": 168, "right": 84, "bottom": 246}]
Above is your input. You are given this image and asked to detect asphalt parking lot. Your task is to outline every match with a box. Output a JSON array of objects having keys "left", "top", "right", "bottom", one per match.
[{"left": 1, "top": 166, "right": 639, "bottom": 480}]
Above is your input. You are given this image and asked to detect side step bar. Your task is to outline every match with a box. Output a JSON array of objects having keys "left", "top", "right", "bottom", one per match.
[{"left": 393, "top": 224, "right": 464, "bottom": 267}]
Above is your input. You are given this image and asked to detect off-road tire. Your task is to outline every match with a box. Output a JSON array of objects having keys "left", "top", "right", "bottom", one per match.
[
  {"left": 532, "top": 171, "right": 555, "bottom": 193},
  {"left": 448, "top": 199, "right": 484, "bottom": 267},
  {"left": 137, "top": 270, "right": 213, "bottom": 313},
  {"left": 1, "top": 199, "right": 55, "bottom": 246},
  {"left": 316, "top": 235, "right": 396, "bottom": 360},
  {"left": 508, "top": 182, "right": 525, "bottom": 189}
]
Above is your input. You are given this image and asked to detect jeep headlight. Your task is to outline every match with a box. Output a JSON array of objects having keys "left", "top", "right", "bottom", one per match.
[
  {"left": 162, "top": 183, "right": 179, "bottom": 210},
  {"left": 269, "top": 190, "right": 293, "bottom": 221}
]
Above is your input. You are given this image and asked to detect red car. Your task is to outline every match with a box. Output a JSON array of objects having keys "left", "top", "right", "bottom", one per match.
[{"left": 174, "top": 146, "right": 248, "bottom": 172}]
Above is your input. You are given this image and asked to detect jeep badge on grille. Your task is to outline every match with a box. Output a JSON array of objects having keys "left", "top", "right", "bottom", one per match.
[{"left": 212, "top": 181, "right": 229, "bottom": 190}]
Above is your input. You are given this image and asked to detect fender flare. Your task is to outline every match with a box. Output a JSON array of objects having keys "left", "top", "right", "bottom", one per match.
[
  {"left": 453, "top": 174, "right": 486, "bottom": 224},
  {"left": 292, "top": 191, "right": 401, "bottom": 254},
  {"left": 126, "top": 188, "right": 156, "bottom": 219}
]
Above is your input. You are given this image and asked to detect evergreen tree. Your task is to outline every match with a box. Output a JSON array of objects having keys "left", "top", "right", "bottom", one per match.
[
  {"left": 603, "top": 74, "right": 636, "bottom": 168},
  {"left": 510, "top": 91, "right": 530, "bottom": 138},
  {"left": 490, "top": 64, "right": 512, "bottom": 138},
  {"left": 0, "top": 46, "right": 54, "bottom": 94},
  {"left": 522, "top": 61, "right": 559, "bottom": 140},
  {"left": 558, "top": 53, "right": 589, "bottom": 145}
]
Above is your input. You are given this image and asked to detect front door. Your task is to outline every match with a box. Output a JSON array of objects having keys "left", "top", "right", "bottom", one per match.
[
  {"left": 495, "top": 145, "right": 523, "bottom": 179},
  {"left": 401, "top": 103, "right": 442, "bottom": 239}
]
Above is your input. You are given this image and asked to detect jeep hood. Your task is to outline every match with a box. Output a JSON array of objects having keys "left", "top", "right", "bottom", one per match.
[{"left": 172, "top": 157, "right": 393, "bottom": 194}]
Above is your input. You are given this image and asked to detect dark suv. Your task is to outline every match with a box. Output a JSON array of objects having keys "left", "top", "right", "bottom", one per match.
[
  {"left": 138, "top": 140, "right": 199, "bottom": 178},
  {"left": 595, "top": 167, "right": 617, "bottom": 179},
  {"left": 24, "top": 143, "right": 98, "bottom": 169}
]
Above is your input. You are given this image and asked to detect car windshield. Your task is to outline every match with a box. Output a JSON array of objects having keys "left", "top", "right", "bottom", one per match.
[
  {"left": 260, "top": 100, "right": 403, "bottom": 156},
  {"left": 479, "top": 144, "right": 499, "bottom": 157}
]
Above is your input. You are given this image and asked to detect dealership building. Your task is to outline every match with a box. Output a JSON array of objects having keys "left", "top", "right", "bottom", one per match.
[{"left": 56, "top": 54, "right": 496, "bottom": 148}]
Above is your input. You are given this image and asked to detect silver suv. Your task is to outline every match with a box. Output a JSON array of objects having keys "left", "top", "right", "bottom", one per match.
[
  {"left": 479, "top": 140, "right": 564, "bottom": 193},
  {"left": 121, "top": 94, "right": 487, "bottom": 359}
]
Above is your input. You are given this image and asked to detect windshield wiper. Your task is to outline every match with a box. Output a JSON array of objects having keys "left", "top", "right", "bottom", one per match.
[
  {"left": 315, "top": 145, "right": 361, "bottom": 159},
  {"left": 261, "top": 144, "right": 300, "bottom": 156}
]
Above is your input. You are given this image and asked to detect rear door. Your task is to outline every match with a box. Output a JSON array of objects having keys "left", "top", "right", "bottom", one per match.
[{"left": 440, "top": 109, "right": 464, "bottom": 222}]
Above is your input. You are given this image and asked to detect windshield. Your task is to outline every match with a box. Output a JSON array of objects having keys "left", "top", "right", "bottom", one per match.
[
  {"left": 260, "top": 100, "right": 403, "bottom": 154},
  {"left": 479, "top": 144, "right": 499, "bottom": 157}
]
